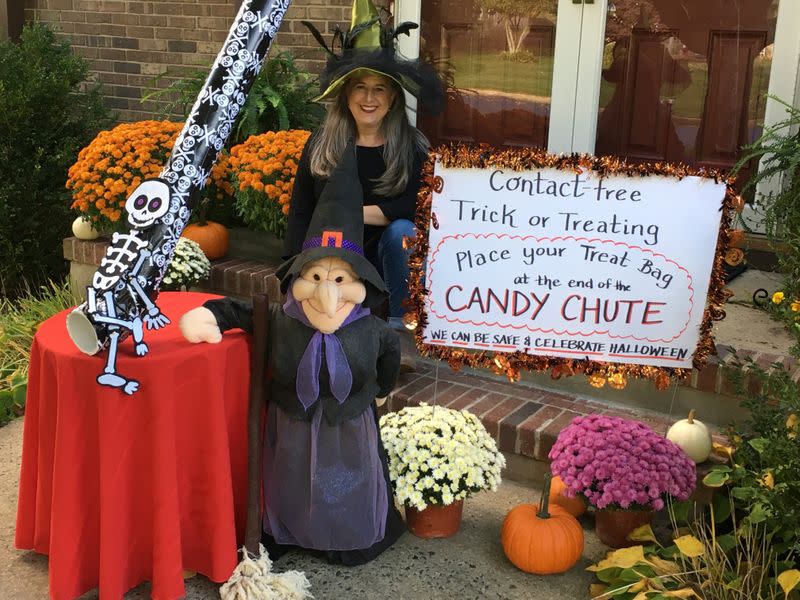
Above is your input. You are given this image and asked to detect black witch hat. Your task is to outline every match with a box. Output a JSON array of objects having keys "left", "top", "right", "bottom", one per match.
[
  {"left": 302, "top": 0, "right": 445, "bottom": 114},
  {"left": 275, "top": 141, "right": 386, "bottom": 308}
]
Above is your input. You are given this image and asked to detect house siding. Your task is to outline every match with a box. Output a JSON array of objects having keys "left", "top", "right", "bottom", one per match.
[{"left": 22, "top": 0, "right": 361, "bottom": 122}]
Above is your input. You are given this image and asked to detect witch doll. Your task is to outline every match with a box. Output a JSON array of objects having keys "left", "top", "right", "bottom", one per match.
[{"left": 179, "top": 143, "right": 405, "bottom": 569}]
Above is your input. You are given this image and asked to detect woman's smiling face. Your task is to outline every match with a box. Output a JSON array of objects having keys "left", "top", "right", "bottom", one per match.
[{"left": 346, "top": 72, "right": 397, "bottom": 133}]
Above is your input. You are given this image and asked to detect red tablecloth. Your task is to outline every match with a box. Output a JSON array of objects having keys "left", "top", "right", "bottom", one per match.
[{"left": 15, "top": 292, "right": 251, "bottom": 600}]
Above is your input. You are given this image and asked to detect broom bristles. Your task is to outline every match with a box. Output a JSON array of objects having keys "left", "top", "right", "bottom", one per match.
[{"left": 219, "top": 544, "right": 313, "bottom": 600}]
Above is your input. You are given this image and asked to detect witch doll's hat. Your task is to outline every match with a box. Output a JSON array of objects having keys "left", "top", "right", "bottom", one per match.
[{"left": 275, "top": 140, "right": 387, "bottom": 308}]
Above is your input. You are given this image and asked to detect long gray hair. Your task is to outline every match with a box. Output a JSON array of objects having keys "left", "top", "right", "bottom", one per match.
[{"left": 309, "top": 77, "right": 429, "bottom": 197}]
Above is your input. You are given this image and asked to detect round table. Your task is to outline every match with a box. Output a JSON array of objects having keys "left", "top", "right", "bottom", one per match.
[{"left": 15, "top": 292, "right": 251, "bottom": 600}]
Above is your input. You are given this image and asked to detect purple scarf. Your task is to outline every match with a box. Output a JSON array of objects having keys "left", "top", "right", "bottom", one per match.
[{"left": 282, "top": 290, "right": 370, "bottom": 410}]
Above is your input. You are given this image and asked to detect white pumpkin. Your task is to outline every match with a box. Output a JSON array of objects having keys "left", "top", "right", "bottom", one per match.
[
  {"left": 71, "top": 216, "right": 99, "bottom": 240},
  {"left": 666, "top": 409, "right": 712, "bottom": 463}
]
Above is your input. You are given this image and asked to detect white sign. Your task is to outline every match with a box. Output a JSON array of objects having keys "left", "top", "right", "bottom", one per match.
[{"left": 422, "top": 163, "right": 726, "bottom": 368}]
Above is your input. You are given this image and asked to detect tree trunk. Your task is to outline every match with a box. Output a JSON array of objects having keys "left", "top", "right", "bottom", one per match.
[
  {"left": 504, "top": 20, "right": 515, "bottom": 54},
  {"left": 503, "top": 17, "right": 530, "bottom": 54}
]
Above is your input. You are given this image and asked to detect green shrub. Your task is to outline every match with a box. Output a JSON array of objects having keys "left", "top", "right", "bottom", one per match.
[
  {"left": 145, "top": 49, "right": 325, "bottom": 144},
  {"left": 705, "top": 357, "right": 800, "bottom": 565},
  {"left": 0, "top": 280, "right": 79, "bottom": 426},
  {"left": 0, "top": 23, "right": 110, "bottom": 298}
]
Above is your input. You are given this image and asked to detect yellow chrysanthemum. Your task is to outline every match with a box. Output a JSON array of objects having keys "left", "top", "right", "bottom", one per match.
[{"left": 772, "top": 291, "right": 785, "bottom": 304}]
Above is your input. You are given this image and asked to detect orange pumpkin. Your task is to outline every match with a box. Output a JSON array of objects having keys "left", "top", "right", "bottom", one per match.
[
  {"left": 549, "top": 474, "right": 587, "bottom": 517},
  {"left": 181, "top": 221, "right": 229, "bottom": 260},
  {"left": 501, "top": 474, "right": 584, "bottom": 574}
]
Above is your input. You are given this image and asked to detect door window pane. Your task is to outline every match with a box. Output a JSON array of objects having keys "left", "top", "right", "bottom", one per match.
[
  {"left": 595, "top": 0, "right": 777, "bottom": 184},
  {"left": 419, "top": 0, "right": 559, "bottom": 148}
]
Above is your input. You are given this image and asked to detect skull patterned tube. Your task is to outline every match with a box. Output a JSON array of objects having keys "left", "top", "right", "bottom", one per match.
[{"left": 66, "top": 0, "right": 292, "bottom": 395}]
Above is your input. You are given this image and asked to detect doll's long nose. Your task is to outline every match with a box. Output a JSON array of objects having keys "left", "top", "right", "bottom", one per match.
[{"left": 314, "top": 280, "right": 340, "bottom": 318}]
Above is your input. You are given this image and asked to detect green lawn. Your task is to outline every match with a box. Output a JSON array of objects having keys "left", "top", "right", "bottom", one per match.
[
  {"left": 448, "top": 51, "right": 771, "bottom": 124},
  {"left": 449, "top": 53, "right": 554, "bottom": 97}
]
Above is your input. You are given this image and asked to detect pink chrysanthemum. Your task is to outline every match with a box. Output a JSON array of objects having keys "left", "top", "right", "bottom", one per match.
[{"left": 548, "top": 414, "right": 696, "bottom": 510}]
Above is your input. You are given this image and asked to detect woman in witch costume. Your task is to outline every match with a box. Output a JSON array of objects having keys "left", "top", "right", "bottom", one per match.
[
  {"left": 179, "top": 144, "right": 405, "bottom": 565},
  {"left": 284, "top": 0, "right": 445, "bottom": 331}
]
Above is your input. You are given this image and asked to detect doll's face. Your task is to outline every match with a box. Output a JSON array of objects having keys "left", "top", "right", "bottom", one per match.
[{"left": 292, "top": 257, "right": 367, "bottom": 334}]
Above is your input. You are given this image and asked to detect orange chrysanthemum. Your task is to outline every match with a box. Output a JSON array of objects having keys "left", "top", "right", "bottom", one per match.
[
  {"left": 67, "top": 120, "right": 182, "bottom": 232},
  {"left": 213, "top": 129, "right": 311, "bottom": 238}
]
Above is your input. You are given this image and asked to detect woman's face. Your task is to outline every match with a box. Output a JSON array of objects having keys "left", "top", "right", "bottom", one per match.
[{"left": 346, "top": 73, "right": 397, "bottom": 133}]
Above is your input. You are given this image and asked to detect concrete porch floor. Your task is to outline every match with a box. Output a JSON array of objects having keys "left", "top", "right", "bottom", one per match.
[{"left": 0, "top": 418, "right": 607, "bottom": 600}]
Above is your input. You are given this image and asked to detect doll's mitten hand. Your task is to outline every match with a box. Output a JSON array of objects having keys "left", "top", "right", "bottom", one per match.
[
  {"left": 376, "top": 396, "right": 388, "bottom": 408},
  {"left": 179, "top": 307, "right": 222, "bottom": 344}
]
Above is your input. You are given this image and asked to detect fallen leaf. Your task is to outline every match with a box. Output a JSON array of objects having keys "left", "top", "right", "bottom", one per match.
[
  {"left": 647, "top": 555, "right": 681, "bottom": 576},
  {"left": 777, "top": 569, "right": 800, "bottom": 595},
  {"left": 712, "top": 442, "right": 735, "bottom": 459},
  {"left": 587, "top": 546, "right": 647, "bottom": 571},
  {"left": 673, "top": 535, "right": 705, "bottom": 558},
  {"left": 787, "top": 413, "right": 798, "bottom": 430},
  {"left": 664, "top": 589, "right": 700, "bottom": 598},
  {"left": 787, "top": 414, "right": 798, "bottom": 439},
  {"left": 628, "top": 524, "right": 658, "bottom": 543},
  {"left": 588, "top": 583, "right": 608, "bottom": 599}
]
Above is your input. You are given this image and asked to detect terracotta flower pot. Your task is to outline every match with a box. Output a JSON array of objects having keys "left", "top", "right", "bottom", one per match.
[
  {"left": 405, "top": 500, "right": 464, "bottom": 538},
  {"left": 594, "top": 508, "right": 654, "bottom": 548}
]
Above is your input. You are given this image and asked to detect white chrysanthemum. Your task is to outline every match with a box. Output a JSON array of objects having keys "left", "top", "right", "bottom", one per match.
[
  {"left": 163, "top": 237, "right": 211, "bottom": 290},
  {"left": 379, "top": 403, "right": 506, "bottom": 511}
]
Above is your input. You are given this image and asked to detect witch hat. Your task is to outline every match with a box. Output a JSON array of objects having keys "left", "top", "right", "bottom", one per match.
[
  {"left": 301, "top": 0, "right": 445, "bottom": 113},
  {"left": 276, "top": 140, "right": 386, "bottom": 308}
]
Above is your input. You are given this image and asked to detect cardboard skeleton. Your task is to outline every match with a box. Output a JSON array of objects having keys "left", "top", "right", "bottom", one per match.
[{"left": 66, "top": 0, "right": 292, "bottom": 394}]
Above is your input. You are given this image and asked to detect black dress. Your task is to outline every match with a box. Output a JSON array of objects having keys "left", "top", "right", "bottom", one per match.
[{"left": 204, "top": 297, "right": 406, "bottom": 565}]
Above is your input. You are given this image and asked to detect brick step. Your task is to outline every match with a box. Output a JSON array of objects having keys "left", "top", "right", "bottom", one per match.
[{"left": 381, "top": 361, "right": 727, "bottom": 467}]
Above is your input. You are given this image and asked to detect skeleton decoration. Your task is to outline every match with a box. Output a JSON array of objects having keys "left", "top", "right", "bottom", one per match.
[{"left": 66, "top": 0, "right": 292, "bottom": 394}]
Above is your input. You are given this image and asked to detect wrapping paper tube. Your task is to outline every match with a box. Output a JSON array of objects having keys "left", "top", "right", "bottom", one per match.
[{"left": 67, "top": 0, "right": 292, "bottom": 356}]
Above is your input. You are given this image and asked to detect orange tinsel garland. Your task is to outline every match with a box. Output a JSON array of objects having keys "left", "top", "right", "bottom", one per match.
[{"left": 407, "top": 144, "right": 736, "bottom": 391}]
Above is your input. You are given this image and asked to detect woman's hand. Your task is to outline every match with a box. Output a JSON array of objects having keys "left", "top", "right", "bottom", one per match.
[
  {"left": 363, "top": 205, "right": 390, "bottom": 226},
  {"left": 179, "top": 307, "right": 222, "bottom": 343}
]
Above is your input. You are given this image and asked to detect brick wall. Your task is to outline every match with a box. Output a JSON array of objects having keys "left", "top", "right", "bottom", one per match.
[{"left": 22, "top": 0, "right": 376, "bottom": 122}]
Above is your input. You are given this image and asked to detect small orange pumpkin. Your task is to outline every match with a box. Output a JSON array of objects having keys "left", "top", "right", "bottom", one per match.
[
  {"left": 549, "top": 474, "right": 587, "bottom": 517},
  {"left": 181, "top": 221, "right": 229, "bottom": 259},
  {"left": 501, "top": 474, "right": 584, "bottom": 574}
]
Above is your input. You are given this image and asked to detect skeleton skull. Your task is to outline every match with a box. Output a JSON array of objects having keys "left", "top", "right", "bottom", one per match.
[{"left": 125, "top": 180, "right": 171, "bottom": 229}]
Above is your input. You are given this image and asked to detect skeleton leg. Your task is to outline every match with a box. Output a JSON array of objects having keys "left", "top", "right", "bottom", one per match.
[
  {"left": 95, "top": 291, "right": 140, "bottom": 395},
  {"left": 87, "top": 287, "right": 98, "bottom": 312},
  {"left": 95, "top": 310, "right": 147, "bottom": 356},
  {"left": 131, "top": 316, "right": 148, "bottom": 356}
]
